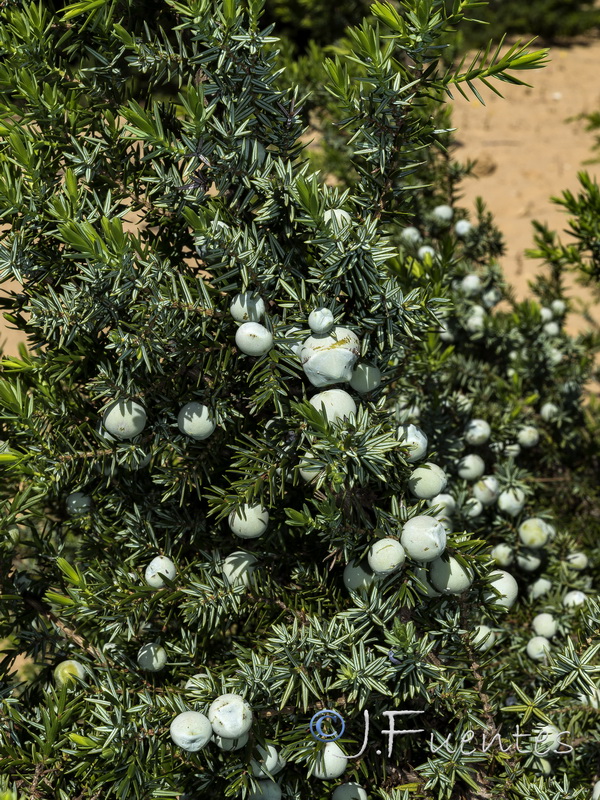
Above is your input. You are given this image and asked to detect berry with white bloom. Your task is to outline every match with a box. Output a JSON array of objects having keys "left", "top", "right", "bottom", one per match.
[
  {"left": 464, "top": 419, "right": 491, "bottom": 445},
  {"left": 530, "top": 577, "right": 552, "bottom": 599},
  {"left": 563, "top": 590, "right": 586, "bottom": 608},
  {"left": 473, "top": 475, "right": 500, "bottom": 506},
  {"left": 169, "top": 711, "right": 213, "bottom": 752},
  {"left": 367, "top": 539, "right": 405, "bottom": 575},
  {"left": 532, "top": 613, "right": 557, "bottom": 638},
  {"left": 145, "top": 556, "right": 176, "bottom": 589},
  {"left": 54, "top": 660, "right": 86, "bottom": 687},
  {"left": 332, "top": 784, "right": 368, "bottom": 800},
  {"left": 310, "top": 389, "right": 357, "bottom": 424},
  {"left": 497, "top": 487, "right": 526, "bottom": 516},
  {"left": 177, "top": 402, "right": 216, "bottom": 440},
  {"left": 540, "top": 402, "right": 559, "bottom": 421},
  {"left": 137, "top": 643, "right": 167, "bottom": 672},
  {"left": 66, "top": 492, "right": 92, "bottom": 515},
  {"left": 185, "top": 672, "right": 212, "bottom": 690},
  {"left": 213, "top": 732, "right": 249, "bottom": 751},
  {"left": 460, "top": 274, "right": 481, "bottom": 296},
  {"left": 430, "top": 556, "right": 473, "bottom": 594},
  {"left": 397, "top": 423, "right": 428, "bottom": 462},
  {"left": 222, "top": 551, "right": 257, "bottom": 587},
  {"left": 532, "top": 724, "right": 564, "bottom": 755},
  {"left": 463, "top": 497, "right": 483, "bottom": 518},
  {"left": 251, "top": 744, "right": 286, "bottom": 777},
  {"left": 517, "top": 549, "right": 542, "bottom": 572},
  {"left": 428, "top": 493, "right": 456, "bottom": 517},
  {"left": 432, "top": 204, "right": 454, "bottom": 221},
  {"left": 283, "top": 326, "right": 304, "bottom": 356},
  {"left": 230, "top": 292, "right": 265, "bottom": 323},
  {"left": 548, "top": 347, "right": 564, "bottom": 366},
  {"left": 401, "top": 516, "right": 446, "bottom": 562},
  {"left": 313, "top": 742, "right": 348, "bottom": 780},
  {"left": 454, "top": 219, "right": 473, "bottom": 237},
  {"left": 540, "top": 306, "right": 553, "bottom": 322},
  {"left": 465, "top": 312, "right": 485, "bottom": 333},
  {"left": 543, "top": 321, "right": 560, "bottom": 337},
  {"left": 400, "top": 226, "right": 422, "bottom": 244},
  {"left": 457, "top": 454, "right": 485, "bottom": 481},
  {"left": 503, "top": 442, "right": 521, "bottom": 459},
  {"left": 594, "top": 781, "right": 600, "bottom": 800},
  {"left": 299, "top": 326, "right": 360, "bottom": 387},
  {"left": 472, "top": 624, "right": 496, "bottom": 652},
  {"left": 229, "top": 504, "right": 269, "bottom": 539},
  {"left": 324, "top": 208, "right": 351, "bottom": 228},
  {"left": 491, "top": 543, "right": 514, "bottom": 567},
  {"left": 249, "top": 781, "right": 282, "bottom": 800},
  {"left": 349, "top": 362, "right": 381, "bottom": 393},
  {"left": 235, "top": 322, "right": 273, "bottom": 356},
  {"left": 103, "top": 399, "right": 147, "bottom": 439},
  {"left": 566, "top": 551, "right": 588, "bottom": 570},
  {"left": 484, "top": 570, "right": 518, "bottom": 609},
  {"left": 518, "top": 517, "right": 550, "bottom": 549},
  {"left": 517, "top": 425, "right": 539, "bottom": 448},
  {"left": 482, "top": 287, "right": 503, "bottom": 308},
  {"left": 208, "top": 693, "right": 253, "bottom": 738},
  {"left": 298, "top": 450, "right": 323, "bottom": 483},
  {"left": 408, "top": 462, "right": 447, "bottom": 499},
  {"left": 551, "top": 299, "right": 566, "bottom": 316},
  {"left": 417, "top": 245, "right": 436, "bottom": 261},
  {"left": 396, "top": 399, "right": 421, "bottom": 422},
  {"left": 412, "top": 565, "right": 441, "bottom": 596},
  {"left": 308, "top": 307, "right": 335, "bottom": 334},
  {"left": 439, "top": 320, "right": 455, "bottom": 342},
  {"left": 343, "top": 560, "right": 375, "bottom": 592}
]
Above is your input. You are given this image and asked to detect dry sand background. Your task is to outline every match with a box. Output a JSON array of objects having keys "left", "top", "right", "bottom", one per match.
[
  {"left": 451, "top": 37, "right": 600, "bottom": 335},
  {"left": 1, "top": 38, "right": 599, "bottom": 352}
]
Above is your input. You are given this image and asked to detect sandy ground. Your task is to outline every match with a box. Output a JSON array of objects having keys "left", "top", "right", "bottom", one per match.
[
  {"left": 451, "top": 36, "right": 600, "bottom": 336},
  {"left": 1, "top": 37, "right": 600, "bottom": 354}
]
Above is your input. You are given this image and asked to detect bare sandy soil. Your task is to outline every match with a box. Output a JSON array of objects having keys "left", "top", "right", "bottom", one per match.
[
  {"left": 1, "top": 37, "right": 600, "bottom": 354},
  {"left": 451, "top": 36, "right": 600, "bottom": 336}
]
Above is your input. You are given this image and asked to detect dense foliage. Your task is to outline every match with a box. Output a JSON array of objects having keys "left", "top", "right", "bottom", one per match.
[{"left": 0, "top": 2, "right": 598, "bottom": 800}]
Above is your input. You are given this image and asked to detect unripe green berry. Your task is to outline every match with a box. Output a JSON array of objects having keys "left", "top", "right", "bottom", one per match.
[
  {"left": 367, "top": 538, "right": 405, "bottom": 575},
  {"left": 343, "top": 560, "right": 375, "bottom": 591},
  {"left": 484, "top": 570, "right": 519, "bottom": 608},
  {"left": 102, "top": 398, "right": 147, "bottom": 439},
  {"left": 313, "top": 741, "right": 347, "bottom": 780},
  {"left": 518, "top": 518, "right": 550, "bottom": 549},
  {"left": 137, "top": 643, "right": 167, "bottom": 672},
  {"left": 65, "top": 491, "right": 92, "bottom": 515},
  {"left": 490, "top": 543, "right": 514, "bottom": 567},
  {"left": 430, "top": 556, "right": 473, "bottom": 594},
  {"left": 54, "top": 659, "right": 86, "bottom": 687},
  {"left": 472, "top": 624, "right": 496, "bottom": 652},
  {"left": 229, "top": 504, "right": 269, "bottom": 539},
  {"left": 248, "top": 781, "right": 282, "bottom": 800},
  {"left": 177, "top": 402, "right": 216, "bottom": 440},
  {"left": 222, "top": 551, "right": 257, "bottom": 587},
  {"left": 349, "top": 362, "right": 381, "bottom": 393},
  {"left": 408, "top": 462, "right": 447, "bottom": 499},
  {"left": 397, "top": 423, "right": 428, "bottom": 462}
]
